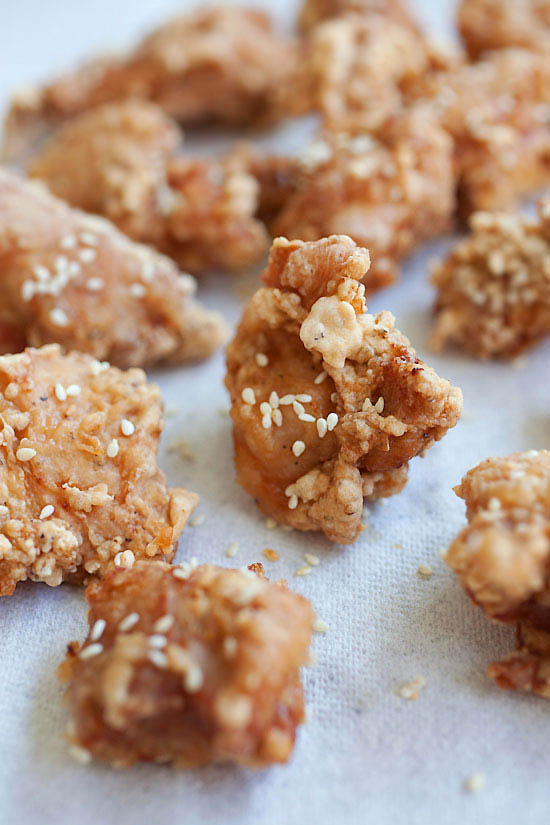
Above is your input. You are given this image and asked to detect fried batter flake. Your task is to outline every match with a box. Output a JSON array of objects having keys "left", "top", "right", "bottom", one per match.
[
  {"left": 431, "top": 201, "right": 550, "bottom": 359},
  {"left": 298, "top": 0, "right": 420, "bottom": 32},
  {"left": 225, "top": 235, "right": 462, "bottom": 543},
  {"left": 28, "top": 101, "right": 269, "bottom": 275},
  {"left": 60, "top": 561, "right": 313, "bottom": 768},
  {"left": 458, "top": 0, "right": 550, "bottom": 58},
  {"left": 445, "top": 451, "right": 550, "bottom": 699},
  {"left": 1, "top": 6, "right": 293, "bottom": 163},
  {"left": 262, "top": 106, "right": 455, "bottom": 293},
  {"left": 0, "top": 346, "right": 198, "bottom": 597},
  {"left": 0, "top": 169, "right": 227, "bottom": 367}
]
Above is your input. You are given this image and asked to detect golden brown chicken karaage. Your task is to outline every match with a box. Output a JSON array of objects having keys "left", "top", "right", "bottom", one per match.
[{"left": 458, "top": 0, "right": 550, "bottom": 58}]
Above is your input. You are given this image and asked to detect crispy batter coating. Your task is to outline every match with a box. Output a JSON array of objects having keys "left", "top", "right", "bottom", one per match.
[
  {"left": 298, "top": 0, "right": 420, "bottom": 32},
  {"left": 27, "top": 101, "right": 268, "bottom": 275},
  {"left": 431, "top": 202, "right": 550, "bottom": 359},
  {"left": 458, "top": 0, "right": 550, "bottom": 58},
  {"left": 264, "top": 107, "right": 455, "bottom": 292},
  {"left": 225, "top": 235, "right": 462, "bottom": 543},
  {"left": 445, "top": 451, "right": 550, "bottom": 699},
  {"left": 0, "top": 169, "right": 227, "bottom": 368},
  {"left": 1, "top": 6, "right": 293, "bottom": 163},
  {"left": 0, "top": 346, "right": 198, "bottom": 597},
  {"left": 60, "top": 561, "right": 313, "bottom": 768},
  {"left": 411, "top": 48, "right": 550, "bottom": 217}
]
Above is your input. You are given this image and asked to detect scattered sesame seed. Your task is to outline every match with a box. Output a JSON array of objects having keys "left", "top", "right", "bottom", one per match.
[
  {"left": 299, "top": 413, "right": 316, "bottom": 423},
  {"left": 90, "top": 619, "right": 106, "bottom": 642},
  {"left": 293, "top": 400, "right": 305, "bottom": 416},
  {"left": 148, "top": 649, "right": 168, "bottom": 669},
  {"left": 49, "top": 308, "right": 68, "bottom": 327},
  {"left": 295, "top": 394, "right": 312, "bottom": 403},
  {"left": 316, "top": 418, "right": 328, "bottom": 438},
  {"left": 80, "top": 232, "right": 98, "bottom": 246},
  {"left": 79, "top": 248, "right": 96, "bottom": 263},
  {"left": 189, "top": 514, "right": 205, "bottom": 527},
  {"left": 417, "top": 564, "right": 434, "bottom": 579},
  {"left": 33, "top": 264, "right": 50, "bottom": 281},
  {"left": 90, "top": 359, "right": 110, "bottom": 375},
  {"left": 262, "top": 414, "right": 272, "bottom": 429},
  {"left": 288, "top": 494, "right": 298, "bottom": 510},
  {"left": 118, "top": 613, "right": 139, "bottom": 632},
  {"left": 106, "top": 439, "right": 119, "bottom": 458},
  {"left": 263, "top": 548, "right": 279, "bottom": 562},
  {"left": 226, "top": 541, "right": 239, "bottom": 558},
  {"left": 86, "top": 277, "right": 104, "bottom": 291},
  {"left": 305, "top": 553, "right": 320, "bottom": 566},
  {"left": 55, "top": 383, "right": 67, "bottom": 401},
  {"left": 327, "top": 413, "right": 339, "bottom": 431},
  {"left": 314, "top": 371, "right": 327, "bottom": 384},
  {"left": 148, "top": 634, "right": 168, "bottom": 649},
  {"left": 223, "top": 636, "right": 238, "bottom": 658},
  {"left": 141, "top": 260, "right": 155, "bottom": 281},
  {"left": 260, "top": 401, "right": 272, "bottom": 416},
  {"left": 65, "top": 384, "right": 81, "bottom": 397},
  {"left": 292, "top": 440, "right": 306, "bottom": 457},
  {"left": 16, "top": 447, "right": 36, "bottom": 462},
  {"left": 69, "top": 744, "right": 92, "bottom": 764},
  {"left": 172, "top": 566, "right": 190, "bottom": 580},
  {"left": 183, "top": 662, "right": 204, "bottom": 693},
  {"left": 79, "top": 643, "right": 103, "bottom": 660},
  {"left": 374, "top": 396, "right": 385, "bottom": 413},
  {"left": 464, "top": 772, "right": 485, "bottom": 793},
  {"left": 60, "top": 234, "right": 77, "bottom": 250},
  {"left": 130, "top": 282, "right": 145, "bottom": 298},
  {"left": 269, "top": 391, "right": 279, "bottom": 408},
  {"left": 120, "top": 419, "right": 135, "bottom": 436},
  {"left": 255, "top": 353, "right": 268, "bottom": 367},
  {"left": 296, "top": 565, "right": 312, "bottom": 576},
  {"left": 313, "top": 618, "right": 329, "bottom": 633},
  {"left": 488, "top": 497, "right": 501, "bottom": 512},
  {"left": 153, "top": 615, "right": 174, "bottom": 634},
  {"left": 39, "top": 505, "right": 54, "bottom": 520},
  {"left": 242, "top": 387, "right": 256, "bottom": 405},
  {"left": 272, "top": 409, "right": 283, "bottom": 426},
  {"left": 279, "top": 394, "right": 295, "bottom": 405}
]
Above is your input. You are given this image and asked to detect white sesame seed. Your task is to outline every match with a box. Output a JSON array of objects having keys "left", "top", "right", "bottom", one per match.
[
  {"left": 39, "top": 505, "right": 54, "bottom": 520},
  {"left": 80, "top": 232, "right": 98, "bottom": 246},
  {"left": 33, "top": 264, "right": 50, "bottom": 281},
  {"left": 55, "top": 383, "right": 67, "bottom": 401},
  {"left": 241, "top": 387, "right": 256, "bottom": 405},
  {"left": 16, "top": 447, "right": 36, "bottom": 462},
  {"left": 316, "top": 418, "right": 328, "bottom": 438},
  {"left": 255, "top": 353, "right": 268, "bottom": 367},
  {"left": 279, "top": 394, "right": 295, "bottom": 405},
  {"left": 260, "top": 401, "right": 272, "bottom": 416},
  {"left": 148, "top": 634, "right": 168, "bottom": 649},
  {"left": 79, "top": 248, "right": 96, "bottom": 263},
  {"left": 130, "top": 282, "right": 145, "bottom": 297},
  {"left": 79, "top": 643, "right": 103, "bottom": 660},
  {"left": 183, "top": 662, "right": 203, "bottom": 693},
  {"left": 49, "top": 308, "right": 68, "bottom": 327},
  {"left": 172, "top": 566, "right": 191, "bottom": 580},
  {"left": 299, "top": 413, "right": 316, "bottom": 423},
  {"left": 374, "top": 397, "right": 385, "bottom": 414},
  {"left": 114, "top": 550, "right": 135, "bottom": 569},
  {"left": 148, "top": 650, "right": 168, "bottom": 669},
  {"left": 223, "top": 636, "right": 238, "bottom": 657},
  {"left": 90, "top": 619, "right": 106, "bottom": 642},
  {"left": 153, "top": 615, "right": 174, "bottom": 634},
  {"left": 296, "top": 565, "right": 312, "bottom": 576},
  {"left": 141, "top": 260, "right": 155, "bottom": 281},
  {"left": 68, "top": 744, "right": 92, "bottom": 764},
  {"left": 314, "top": 371, "right": 327, "bottom": 384},
  {"left": 262, "top": 414, "right": 272, "bottom": 429},
  {"left": 118, "top": 613, "right": 139, "bottom": 632},
  {"left": 305, "top": 553, "right": 320, "bottom": 566},
  {"left": 106, "top": 439, "right": 119, "bottom": 458},
  {"left": 272, "top": 409, "right": 283, "bottom": 426},
  {"left": 295, "top": 394, "right": 312, "bottom": 403},
  {"left": 65, "top": 384, "right": 81, "bottom": 397},
  {"left": 488, "top": 497, "right": 501, "bottom": 512},
  {"left": 226, "top": 541, "right": 239, "bottom": 558},
  {"left": 120, "top": 419, "right": 135, "bottom": 436},
  {"left": 293, "top": 400, "right": 305, "bottom": 416},
  {"left": 55, "top": 255, "right": 69, "bottom": 272},
  {"left": 292, "top": 440, "right": 306, "bottom": 457},
  {"left": 327, "top": 413, "right": 339, "bottom": 431},
  {"left": 288, "top": 494, "right": 298, "bottom": 510},
  {"left": 21, "top": 280, "right": 37, "bottom": 301},
  {"left": 90, "top": 359, "right": 110, "bottom": 376},
  {"left": 313, "top": 618, "right": 329, "bottom": 633},
  {"left": 86, "top": 277, "right": 104, "bottom": 291},
  {"left": 60, "top": 234, "right": 77, "bottom": 250},
  {"left": 269, "top": 391, "right": 279, "bottom": 409}
]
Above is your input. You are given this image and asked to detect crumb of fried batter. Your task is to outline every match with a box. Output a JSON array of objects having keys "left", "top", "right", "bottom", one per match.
[
  {"left": 0, "top": 169, "right": 227, "bottom": 368},
  {"left": 225, "top": 235, "right": 462, "bottom": 544},
  {"left": 262, "top": 106, "right": 455, "bottom": 293},
  {"left": 431, "top": 201, "right": 550, "bottom": 359},
  {"left": 60, "top": 561, "right": 313, "bottom": 768},
  {"left": 298, "top": 0, "right": 421, "bottom": 33},
  {"left": 409, "top": 48, "right": 550, "bottom": 217},
  {"left": 0, "top": 346, "right": 198, "bottom": 597},
  {"left": 445, "top": 450, "right": 550, "bottom": 699},
  {"left": 1, "top": 6, "right": 294, "bottom": 164},
  {"left": 458, "top": 0, "right": 550, "bottom": 58},
  {"left": 28, "top": 101, "right": 269, "bottom": 275}
]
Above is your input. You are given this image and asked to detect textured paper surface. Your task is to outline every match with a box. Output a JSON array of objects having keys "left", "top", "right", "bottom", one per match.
[{"left": 1, "top": 2, "right": 550, "bottom": 823}]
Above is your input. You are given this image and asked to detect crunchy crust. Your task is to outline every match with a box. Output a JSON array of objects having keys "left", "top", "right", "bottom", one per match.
[
  {"left": 431, "top": 201, "right": 550, "bottom": 359},
  {"left": 1, "top": 6, "right": 293, "bottom": 163},
  {"left": 60, "top": 561, "right": 313, "bottom": 768},
  {"left": 458, "top": 0, "right": 550, "bottom": 58},
  {"left": 445, "top": 451, "right": 550, "bottom": 698},
  {"left": 298, "top": 0, "right": 420, "bottom": 32},
  {"left": 225, "top": 235, "right": 462, "bottom": 543},
  {"left": 27, "top": 101, "right": 268, "bottom": 275},
  {"left": 0, "top": 169, "right": 227, "bottom": 367},
  {"left": 0, "top": 346, "right": 198, "bottom": 597},
  {"left": 264, "top": 106, "right": 455, "bottom": 293}
]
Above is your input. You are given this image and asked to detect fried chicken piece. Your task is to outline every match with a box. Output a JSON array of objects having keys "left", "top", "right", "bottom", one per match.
[
  {"left": 431, "top": 202, "right": 550, "bottom": 359},
  {"left": 298, "top": 0, "right": 420, "bottom": 32},
  {"left": 444, "top": 450, "right": 550, "bottom": 699},
  {"left": 27, "top": 101, "right": 268, "bottom": 275},
  {"left": 59, "top": 561, "right": 313, "bottom": 768},
  {"left": 458, "top": 0, "right": 550, "bottom": 58},
  {"left": 225, "top": 235, "right": 463, "bottom": 543},
  {"left": 0, "top": 169, "right": 227, "bottom": 367},
  {"left": 1, "top": 6, "right": 293, "bottom": 164},
  {"left": 411, "top": 49, "right": 550, "bottom": 217},
  {"left": 0, "top": 346, "right": 198, "bottom": 597},
  {"left": 265, "top": 106, "right": 455, "bottom": 292}
]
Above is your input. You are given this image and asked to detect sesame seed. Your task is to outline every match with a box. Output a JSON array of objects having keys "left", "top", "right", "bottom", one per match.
[
  {"left": 149, "top": 634, "right": 168, "bottom": 649},
  {"left": 33, "top": 264, "right": 50, "bottom": 281},
  {"left": 69, "top": 744, "right": 92, "bottom": 764},
  {"left": 90, "top": 359, "right": 110, "bottom": 375},
  {"left": 148, "top": 650, "right": 168, "bottom": 669},
  {"left": 295, "top": 394, "right": 312, "bottom": 403},
  {"left": 114, "top": 550, "right": 135, "bottom": 568},
  {"left": 327, "top": 413, "right": 338, "bottom": 431},
  {"left": 316, "top": 418, "right": 328, "bottom": 438},
  {"left": 255, "top": 353, "right": 268, "bottom": 367},
  {"left": 288, "top": 494, "right": 298, "bottom": 510},
  {"left": 279, "top": 394, "right": 295, "bottom": 405},
  {"left": 293, "top": 400, "right": 305, "bottom": 416},
  {"left": 80, "top": 232, "right": 98, "bottom": 246},
  {"left": 183, "top": 662, "right": 203, "bottom": 693},
  {"left": 120, "top": 419, "right": 135, "bottom": 436},
  {"left": 299, "top": 413, "right": 316, "bottom": 423},
  {"left": 55, "top": 383, "right": 67, "bottom": 401},
  {"left": 65, "top": 384, "right": 81, "bottom": 397},
  {"left": 292, "top": 440, "right": 306, "bottom": 457},
  {"left": 49, "top": 308, "right": 68, "bottom": 327},
  {"left": 313, "top": 618, "right": 329, "bottom": 633},
  {"left": 304, "top": 553, "right": 320, "bottom": 566},
  {"left": 153, "top": 615, "right": 174, "bottom": 634},
  {"left": 130, "top": 282, "right": 146, "bottom": 298},
  {"left": 79, "top": 643, "right": 103, "bottom": 660},
  {"left": 260, "top": 401, "right": 272, "bottom": 416},
  {"left": 86, "top": 277, "right": 104, "bottom": 291},
  {"left": 141, "top": 260, "right": 155, "bottom": 281},
  {"left": 118, "top": 613, "right": 139, "bottom": 632},
  {"left": 60, "top": 234, "right": 77, "bottom": 249},
  {"left": 272, "top": 409, "right": 283, "bottom": 426},
  {"left": 296, "top": 565, "right": 312, "bottom": 576},
  {"left": 488, "top": 497, "right": 501, "bottom": 512},
  {"left": 79, "top": 248, "right": 96, "bottom": 263},
  {"left": 16, "top": 447, "right": 36, "bottom": 461},
  {"left": 90, "top": 619, "right": 106, "bottom": 642},
  {"left": 314, "top": 371, "right": 327, "bottom": 384},
  {"left": 106, "top": 439, "right": 119, "bottom": 458},
  {"left": 464, "top": 772, "right": 485, "bottom": 793},
  {"left": 189, "top": 514, "right": 205, "bottom": 527},
  {"left": 39, "top": 505, "right": 54, "bottom": 520},
  {"left": 262, "top": 414, "right": 272, "bottom": 429},
  {"left": 269, "top": 391, "right": 279, "bottom": 409},
  {"left": 241, "top": 387, "right": 256, "bottom": 405},
  {"left": 172, "top": 566, "right": 191, "bottom": 580},
  {"left": 226, "top": 541, "right": 239, "bottom": 558},
  {"left": 374, "top": 397, "right": 385, "bottom": 413},
  {"left": 223, "top": 636, "right": 238, "bottom": 658}
]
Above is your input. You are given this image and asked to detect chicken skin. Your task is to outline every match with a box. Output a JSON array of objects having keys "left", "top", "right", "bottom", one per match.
[
  {"left": 225, "top": 235, "right": 463, "bottom": 543},
  {"left": 0, "top": 345, "right": 198, "bottom": 596}
]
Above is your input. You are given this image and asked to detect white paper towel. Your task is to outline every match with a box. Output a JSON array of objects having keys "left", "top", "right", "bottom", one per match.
[{"left": 1, "top": 2, "right": 550, "bottom": 823}]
